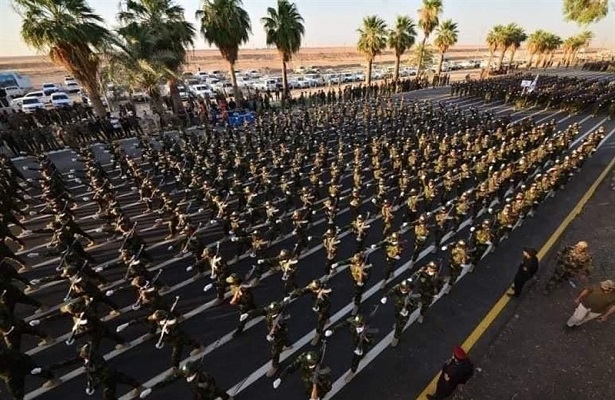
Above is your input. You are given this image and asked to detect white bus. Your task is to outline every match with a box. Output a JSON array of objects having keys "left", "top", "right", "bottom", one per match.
[{"left": 0, "top": 70, "right": 33, "bottom": 90}]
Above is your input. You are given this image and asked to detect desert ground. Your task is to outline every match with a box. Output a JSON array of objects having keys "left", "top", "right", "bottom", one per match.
[{"left": 0, "top": 45, "right": 604, "bottom": 88}]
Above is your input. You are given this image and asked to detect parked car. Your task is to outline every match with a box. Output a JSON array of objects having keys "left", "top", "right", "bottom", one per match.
[
  {"left": 42, "top": 83, "right": 60, "bottom": 96},
  {"left": 50, "top": 92, "right": 73, "bottom": 108},
  {"left": 190, "top": 84, "right": 214, "bottom": 98},
  {"left": 304, "top": 74, "right": 325, "bottom": 87},
  {"left": 196, "top": 71, "right": 209, "bottom": 82},
  {"left": 12, "top": 91, "right": 46, "bottom": 107},
  {"left": 4, "top": 86, "right": 24, "bottom": 98},
  {"left": 21, "top": 97, "right": 45, "bottom": 113},
  {"left": 65, "top": 82, "right": 81, "bottom": 93},
  {"left": 64, "top": 76, "right": 76, "bottom": 86}
]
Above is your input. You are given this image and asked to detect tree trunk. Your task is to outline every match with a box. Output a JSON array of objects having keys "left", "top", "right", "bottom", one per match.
[
  {"left": 486, "top": 50, "right": 494, "bottom": 75},
  {"left": 416, "top": 36, "right": 427, "bottom": 78},
  {"left": 281, "top": 58, "right": 289, "bottom": 105},
  {"left": 168, "top": 78, "right": 184, "bottom": 115},
  {"left": 228, "top": 61, "right": 241, "bottom": 100},
  {"left": 528, "top": 52, "right": 535, "bottom": 68},
  {"left": 82, "top": 82, "right": 106, "bottom": 117},
  {"left": 366, "top": 59, "right": 373, "bottom": 85},
  {"left": 497, "top": 48, "right": 506, "bottom": 70},
  {"left": 508, "top": 46, "right": 517, "bottom": 66},
  {"left": 436, "top": 51, "right": 444, "bottom": 76},
  {"left": 393, "top": 54, "right": 401, "bottom": 81}
]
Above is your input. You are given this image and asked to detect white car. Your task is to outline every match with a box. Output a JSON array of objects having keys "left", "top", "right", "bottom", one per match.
[
  {"left": 12, "top": 91, "right": 46, "bottom": 107},
  {"left": 64, "top": 76, "right": 76, "bottom": 86},
  {"left": 21, "top": 97, "right": 45, "bottom": 113},
  {"left": 50, "top": 92, "right": 73, "bottom": 108},
  {"left": 132, "top": 90, "right": 149, "bottom": 102},
  {"left": 190, "top": 84, "right": 214, "bottom": 98},
  {"left": 294, "top": 77, "right": 312, "bottom": 88},
  {"left": 254, "top": 79, "right": 279, "bottom": 91},
  {"left": 65, "top": 82, "right": 81, "bottom": 93},
  {"left": 196, "top": 71, "right": 209, "bottom": 82},
  {"left": 304, "top": 74, "right": 325, "bottom": 87},
  {"left": 42, "top": 83, "right": 60, "bottom": 96},
  {"left": 4, "top": 86, "right": 24, "bottom": 98}
]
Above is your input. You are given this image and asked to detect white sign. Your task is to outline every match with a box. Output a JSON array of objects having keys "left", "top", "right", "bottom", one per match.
[{"left": 520, "top": 80, "right": 532, "bottom": 88}]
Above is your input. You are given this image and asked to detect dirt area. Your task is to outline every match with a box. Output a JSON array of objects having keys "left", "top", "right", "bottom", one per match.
[
  {"left": 455, "top": 167, "right": 615, "bottom": 400},
  {"left": 0, "top": 45, "right": 602, "bottom": 88}
]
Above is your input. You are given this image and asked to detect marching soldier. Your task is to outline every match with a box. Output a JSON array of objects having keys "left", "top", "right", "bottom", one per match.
[
  {"left": 444, "top": 240, "right": 471, "bottom": 294},
  {"left": 228, "top": 273, "right": 257, "bottom": 338},
  {"left": 288, "top": 279, "right": 332, "bottom": 345},
  {"left": 117, "top": 308, "right": 204, "bottom": 368},
  {"left": 140, "top": 360, "right": 233, "bottom": 400},
  {"left": 433, "top": 206, "right": 452, "bottom": 246},
  {"left": 403, "top": 188, "right": 421, "bottom": 223},
  {"left": 380, "top": 199, "right": 394, "bottom": 237},
  {"left": 0, "top": 313, "right": 52, "bottom": 350},
  {"left": 322, "top": 228, "right": 340, "bottom": 276},
  {"left": 544, "top": 241, "right": 593, "bottom": 295},
  {"left": 380, "top": 279, "right": 419, "bottom": 347},
  {"left": 412, "top": 214, "right": 431, "bottom": 263},
  {"left": 242, "top": 301, "right": 292, "bottom": 378},
  {"left": 472, "top": 219, "right": 495, "bottom": 267},
  {"left": 351, "top": 214, "right": 370, "bottom": 250},
  {"left": 417, "top": 262, "right": 443, "bottom": 324},
  {"left": 334, "top": 251, "right": 371, "bottom": 315},
  {"left": 273, "top": 349, "right": 332, "bottom": 400},
  {"left": 0, "top": 347, "right": 57, "bottom": 399},
  {"left": 324, "top": 313, "right": 377, "bottom": 383},
  {"left": 380, "top": 231, "right": 403, "bottom": 288},
  {"left": 453, "top": 191, "right": 471, "bottom": 229},
  {"left": 292, "top": 210, "right": 312, "bottom": 255},
  {"left": 56, "top": 344, "right": 143, "bottom": 399}
]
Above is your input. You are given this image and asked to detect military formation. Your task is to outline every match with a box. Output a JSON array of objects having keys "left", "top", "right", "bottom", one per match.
[
  {"left": 0, "top": 75, "right": 608, "bottom": 400},
  {"left": 451, "top": 74, "right": 615, "bottom": 117}
]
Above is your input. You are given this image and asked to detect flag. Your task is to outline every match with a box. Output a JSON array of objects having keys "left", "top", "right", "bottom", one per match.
[{"left": 528, "top": 74, "right": 539, "bottom": 93}]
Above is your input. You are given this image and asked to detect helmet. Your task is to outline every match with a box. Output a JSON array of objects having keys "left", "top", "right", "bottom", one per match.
[
  {"left": 79, "top": 343, "right": 92, "bottom": 359},
  {"left": 304, "top": 351, "right": 320, "bottom": 367},
  {"left": 268, "top": 301, "right": 281, "bottom": 315},
  {"left": 427, "top": 261, "right": 438, "bottom": 271},
  {"left": 181, "top": 361, "right": 199, "bottom": 375},
  {"left": 399, "top": 279, "right": 412, "bottom": 292},
  {"left": 151, "top": 310, "right": 170, "bottom": 321},
  {"left": 308, "top": 279, "right": 322, "bottom": 290},
  {"left": 482, "top": 219, "right": 490, "bottom": 227},
  {"left": 226, "top": 273, "right": 241, "bottom": 285},
  {"left": 352, "top": 314, "right": 365, "bottom": 326},
  {"left": 457, "top": 240, "right": 466, "bottom": 247}
]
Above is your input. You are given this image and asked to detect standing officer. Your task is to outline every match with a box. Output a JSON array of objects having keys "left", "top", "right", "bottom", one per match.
[{"left": 426, "top": 346, "right": 474, "bottom": 400}]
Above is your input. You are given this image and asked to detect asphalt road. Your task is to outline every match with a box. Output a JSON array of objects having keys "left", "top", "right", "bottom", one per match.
[{"left": 5, "top": 69, "right": 615, "bottom": 400}]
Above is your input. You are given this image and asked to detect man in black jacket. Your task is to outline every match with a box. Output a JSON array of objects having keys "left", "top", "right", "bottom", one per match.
[
  {"left": 427, "top": 346, "right": 474, "bottom": 400},
  {"left": 508, "top": 247, "right": 539, "bottom": 297}
]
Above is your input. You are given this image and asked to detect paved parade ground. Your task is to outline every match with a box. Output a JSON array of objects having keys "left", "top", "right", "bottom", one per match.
[{"left": 6, "top": 68, "right": 615, "bottom": 400}]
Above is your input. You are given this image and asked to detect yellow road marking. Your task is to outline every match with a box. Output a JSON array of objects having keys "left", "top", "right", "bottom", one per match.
[{"left": 416, "top": 155, "right": 615, "bottom": 399}]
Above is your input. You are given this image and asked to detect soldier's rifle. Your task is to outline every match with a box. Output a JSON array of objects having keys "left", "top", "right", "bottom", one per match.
[{"left": 155, "top": 295, "right": 180, "bottom": 349}]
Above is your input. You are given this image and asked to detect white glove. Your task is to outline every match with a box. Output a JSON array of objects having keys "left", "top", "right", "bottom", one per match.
[
  {"left": 354, "top": 347, "right": 363, "bottom": 356},
  {"left": 31, "top": 368, "right": 42, "bottom": 375},
  {"left": 203, "top": 283, "right": 213, "bottom": 292},
  {"left": 140, "top": 388, "right": 152, "bottom": 398},
  {"left": 240, "top": 313, "right": 249, "bottom": 322},
  {"left": 400, "top": 308, "right": 409, "bottom": 317},
  {"left": 186, "top": 266, "right": 193, "bottom": 272},
  {"left": 380, "top": 297, "right": 387, "bottom": 304},
  {"left": 331, "top": 263, "right": 338, "bottom": 269},
  {"left": 273, "top": 378, "right": 282, "bottom": 389},
  {"left": 370, "top": 244, "right": 377, "bottom": 250},
  {"left": 266, "top": 334, "right": 274, "bottom": 342},
  {"left": 324, "top": 329, "right": 333, "bottom": 337},
  {"left": 394, "top": 256, "right": 401, "bottom": 260},
  {"left": 105, "top": 290, "right": 114, "bottom": 297},
  {"left": 116, "top": 322, "right": 129, "bottom": 333},
  {"left": 283, "top": 296, "right": 291, "bottom": 303},
  {"left": 167, "top": 246, "right": 173, "bottom": 251},
  {"left": 29, "top": 319, "right": 40, "bottom": 326},
  {"left": 257, "top": 259, "right": 264, "bottom": 264}
]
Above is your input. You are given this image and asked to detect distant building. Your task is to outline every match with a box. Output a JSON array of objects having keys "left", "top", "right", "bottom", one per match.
[{"left": 0, "top": 70, "right": 33, "bottom": 90}]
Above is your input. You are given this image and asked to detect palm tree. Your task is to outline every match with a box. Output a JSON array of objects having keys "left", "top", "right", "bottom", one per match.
[
  {"left": 567, "top": 31, "right": 593, "bottom": 66},
  {"left": 484, "top": 26, "right": 502, "bottom": 74},
  {"left": 506, "top": 24, "right": 527, "bottom": 66},
  {"left": 526, "top": 30, "right": 548, "bottom": 68},
  {"left": 118, "top": 0, "right": 195, "bottom": 115},
  {"left": 357, "top": 15, "right": 388, "bottom": 85},
  {"left": 542, "top": 33, "right": 562, "bottom": 68},
  {"left": 388, "top": 15, "right": 417, "bottom": 81},
  {"left": 196, "top": 0, "right": 252, "bottom": 101},
  {"left": 433, "top": 19, "right": 458, "bottom": 76},
  {"left": 261, "top": 0, "right": 304, "bottom": 102},
  {"left": 496, "top": 25, "right": 514, "bottom": 70},
  {"left": 416, "top": 0, "right": 443, "bottom": 76},
  {"left": 12, "top": 0, "right": 111, "bottom": 117}
]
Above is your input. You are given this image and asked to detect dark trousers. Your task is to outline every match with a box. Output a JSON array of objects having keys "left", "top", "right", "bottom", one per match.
[{"left": 513, "top": 272, "right": 533, "bottom": 297}]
